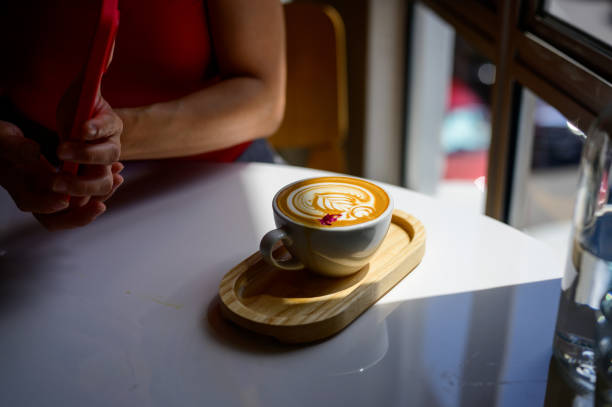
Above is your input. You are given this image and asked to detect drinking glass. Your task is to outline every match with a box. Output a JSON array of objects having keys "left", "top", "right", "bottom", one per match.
[{"left": 553, "top": 105, "right": 612, "bottom": 393}]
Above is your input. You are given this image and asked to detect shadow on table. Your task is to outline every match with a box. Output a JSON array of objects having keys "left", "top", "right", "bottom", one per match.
[
  {"left": 206, "top": 276, "right": 567, "bottom": 404},
  {"left": 0, "top": 161, "right": 251, "bottom": 318},
  {"left": 0, "top": 161, "right": 232, "bottom": 249},
  {"left": 103, "top": 160, "right": 231, "bottom": 210},
  {"left": 363, "top": 278, "right": 562, "bottom": 406},
  {"left": 203, "top": 260, "right": 380, "bottom": 354},
  {"left": 204, "top": 295, "right": 312, "bottom": 354}
]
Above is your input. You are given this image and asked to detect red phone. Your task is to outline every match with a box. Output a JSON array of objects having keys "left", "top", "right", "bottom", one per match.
[{"left": 61, "top": 0, "right": 119, "bottom": 179}]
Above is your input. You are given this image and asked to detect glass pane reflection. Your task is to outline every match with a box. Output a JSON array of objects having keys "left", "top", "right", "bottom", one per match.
[
  {"left": 436, "top": 36, "right": 493, "bottom": 214},
  {"left": 544, "top": 0, "right": 612, "bottom": 46},
  {"left": 518, "top": 97, "right": 585, "bottom": 259},
  {"left": 386, "top": 279, "right": 560, "bottom": 406}
]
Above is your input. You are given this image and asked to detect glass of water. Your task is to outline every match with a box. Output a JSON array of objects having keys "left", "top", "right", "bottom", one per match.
[{"left": 553, "top": 105, "right": 612, "bottom": 393}]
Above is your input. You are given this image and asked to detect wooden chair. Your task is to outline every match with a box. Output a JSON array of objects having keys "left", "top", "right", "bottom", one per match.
[{"left": 269, "top": 2, "right": 348, "bottom": 173}]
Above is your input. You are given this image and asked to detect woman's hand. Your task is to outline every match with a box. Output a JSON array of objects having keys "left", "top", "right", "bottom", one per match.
[
  {"left": 0, "top": 112, "right": 124, "bottom": 230},
  {"left": 0, "top": 120, "right": 70, "bottom": 214},
  {"left": 31, "top": 84, "right": 125, "bottom": 230},
  {"left": 57, "top": 95, "right": 122, "bottom": 168},
  {"left": 34, "top": 161, "right": 124, "bottom": 230},
  {"left": 47, "top": 92, "right": 124, "bottom": 230}
]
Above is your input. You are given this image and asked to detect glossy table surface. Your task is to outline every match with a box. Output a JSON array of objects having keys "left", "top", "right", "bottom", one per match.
[{"left": 0, "top": 162, "right": 566, "bottom": 406}]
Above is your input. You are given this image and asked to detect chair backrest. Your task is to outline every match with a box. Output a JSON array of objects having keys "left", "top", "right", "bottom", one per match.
[{"left": 269, "top": 2, "right": 348, "bottom": 173}]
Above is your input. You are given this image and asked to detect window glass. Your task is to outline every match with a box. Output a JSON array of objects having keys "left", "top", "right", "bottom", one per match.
[
  {"left": 515, "top": 95, "right": 586, "bottom": 257},
  {"left": 544, "top": 0, "right": 612, "bottom": 47},
  {"left": 435, "top": 36, "right": 494, "bottom": 214}
]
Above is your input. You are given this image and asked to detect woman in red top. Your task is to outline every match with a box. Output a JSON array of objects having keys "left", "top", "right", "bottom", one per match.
[{"left": 0, "top": 0, "right": 286, "bottom": 230}]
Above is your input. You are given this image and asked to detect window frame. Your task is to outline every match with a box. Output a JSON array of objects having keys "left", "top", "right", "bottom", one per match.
[
  {"left": 522, "top": 0, "right": 612, "bottom": 80},
  {"left": 415, "top": 0, "right": 612, "bottom": 221}
]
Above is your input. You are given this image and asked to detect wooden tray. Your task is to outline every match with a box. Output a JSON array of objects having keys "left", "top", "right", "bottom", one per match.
[{"left": 218, "top": 210, "right": 426, "bottom": 343}]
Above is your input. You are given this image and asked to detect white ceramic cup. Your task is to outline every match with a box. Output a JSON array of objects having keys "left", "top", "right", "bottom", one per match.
[{"left": 259, "top": 176, "right": 394, "bottom": 278}]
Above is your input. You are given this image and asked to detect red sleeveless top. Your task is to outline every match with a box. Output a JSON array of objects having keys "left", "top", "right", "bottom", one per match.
[{"left": 2, "top": 0, "right": 250, "bottom": 162}]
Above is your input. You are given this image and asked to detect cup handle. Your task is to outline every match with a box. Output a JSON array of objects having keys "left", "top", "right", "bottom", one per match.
[{"left": 259, "top": 228, "right": 305, "bottom": 270}]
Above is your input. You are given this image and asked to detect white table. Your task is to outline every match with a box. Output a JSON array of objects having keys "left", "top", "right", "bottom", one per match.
[{"left": 0, "top": 162, "right": 566, "bottom": 406}]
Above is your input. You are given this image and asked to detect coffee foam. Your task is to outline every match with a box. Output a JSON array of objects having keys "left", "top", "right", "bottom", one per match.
[{"left": 276, "top": 177, "right": 390, "bottom": 227}]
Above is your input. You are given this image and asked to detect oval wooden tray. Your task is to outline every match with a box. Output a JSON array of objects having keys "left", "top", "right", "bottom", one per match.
[{"left": 218, "top": 209, "right": 426, "bottom": 343}]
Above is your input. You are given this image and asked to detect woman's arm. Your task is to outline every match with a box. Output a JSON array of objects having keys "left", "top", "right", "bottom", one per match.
[{"left": 117, "top": 0, "right": 286, "bottom": 160}]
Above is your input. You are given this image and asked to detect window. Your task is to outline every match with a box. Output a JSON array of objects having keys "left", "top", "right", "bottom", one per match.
[
  {"left": 544, "top": 0, "right": 612, "bottom": 46},
  {"left": 510, "top": 90, "right": 585, "bottom": 257},
  {"left": 404, "top": 13, "right": 494, "bottom": 214},
  {"left": 408, "top": 0, "right": 612, "bottom": 222}
]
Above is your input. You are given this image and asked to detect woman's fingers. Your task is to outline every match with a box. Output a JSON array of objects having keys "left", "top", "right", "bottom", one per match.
[
  {"left": 6, "top": 151, "right": 69, "bottom": 214},
  {"left": 69, "top": 196, "right": 91, "bottom": 208},
  {"left": 111, "top": 161, "right": 124, "bottom": 174},
  {"left": 82, "top": 106, "right": 123, "bottom": 141},
  {"left": 93, "top": 172, "right": 124, "bottom": 203},
  {"left": 51, "top": 165, "right": 114, "bottom": 196},
  {"left": 33, "top": 160, "right": 124, "bottom": 230},
  {"left": 15, "top": 191, "right": 69, "bottom": 214},
  {"left": 34, "top": 200, "right": 106, "bottom": 231},
  {"left": 92, "top": 162, "right": 124, "bottom": 202},
  {"left": 57, "top": 95, "right": 122, "bottom": 166},
  {"left": 57, "top": 139, "right": 120, "bottom": 164}
]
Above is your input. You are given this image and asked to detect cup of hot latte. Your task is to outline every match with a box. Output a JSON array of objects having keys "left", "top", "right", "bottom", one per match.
[{"left": 259, "top": 176, "right": 394, "bottom": 277}]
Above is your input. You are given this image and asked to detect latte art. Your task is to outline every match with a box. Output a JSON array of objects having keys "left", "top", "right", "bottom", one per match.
[
  {"left": 276, "top": 177, "right": 390, "bottom": 227},
  {"left": 290, "top": 183, "right": 375, "bottom": 221}
]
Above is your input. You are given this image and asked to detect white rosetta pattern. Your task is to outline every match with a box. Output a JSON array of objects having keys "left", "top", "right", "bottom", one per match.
[{"left": 286, "top": 182, "right": 376, "bottom": 221}]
